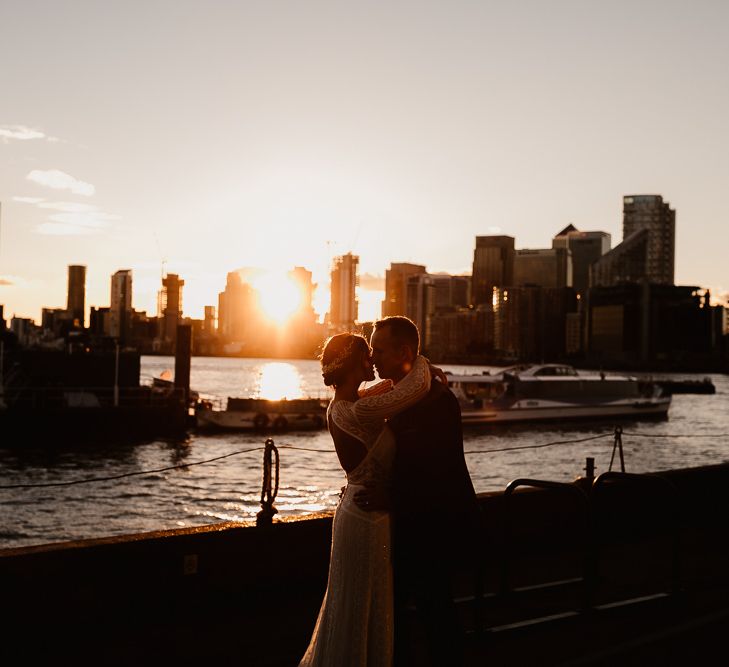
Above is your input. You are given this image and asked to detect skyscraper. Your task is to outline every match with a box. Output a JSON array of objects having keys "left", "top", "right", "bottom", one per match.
[
  {"left": 110, "top": 269, "right": 133, "bottom": 341},
  {"left": 405, "top": 273, "right": 436, "bottom": 349},
  {"left": 159, "top": 273, "right": 184, "bottom": 343},
  {"left": 513, "top": 248, "right": 573, "bottom": 289},
  {"left": 622, "top": 195, "right": 675, "bottom": 285},
  {"left": 329, "top": 253, "right": 359, "bottom": 330},
  {"left": 203, "top": 306, "right": 216, "bottom": 335},
  {"left": 591, "top": 229, "right": 649, "bottom": 287},
  {"left": 552, "top": 225, "right": 611, "bottom": 295},
  {"left": 289, "top": 266, "right": 316, "bottom": 324},
  {"left": 431, "top": 274, "right": 470, "bottom": 311},
  {"left": 592, "top": 195, "right": 676, "bottom": 287},
  {"left": 217, "top": 271, "right": 256, "bottom": 343},
  {"left": 66, "top": 264, "right": 86, "bottom": 327},
  {"left": 382, "top": 262, "right": 426, "bottom": 317},
  {"left": 471, "top": 236, "right": 514, "bottom": 306}
]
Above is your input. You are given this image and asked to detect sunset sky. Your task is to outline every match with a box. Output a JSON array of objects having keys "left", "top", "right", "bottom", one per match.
[{"left": 1, "top": 1, "right": 728, "bottom": 324}]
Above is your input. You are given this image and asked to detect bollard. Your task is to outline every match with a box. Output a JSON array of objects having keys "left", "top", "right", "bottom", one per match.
[
  {"left": 257, "top": 438, "right": 279, "bottom": 527},
  {"left": 585, "top": 457, "right": 595, "bottom": 481}
]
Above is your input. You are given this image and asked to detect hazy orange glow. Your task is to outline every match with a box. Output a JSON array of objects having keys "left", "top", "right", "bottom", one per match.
[
  {"left": 252, "top": 272, "right": 303, "bottom": 326},
  {"left": 257, "top": 362, "right": 304, "bottom": 400}
]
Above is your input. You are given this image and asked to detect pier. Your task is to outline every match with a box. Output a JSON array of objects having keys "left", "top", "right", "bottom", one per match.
[
  {"left": 0, "top": 325, "right": 194, "bottom": 445},
  {"left": 2, "top": 459, "right": 729, "bottom": 665}
]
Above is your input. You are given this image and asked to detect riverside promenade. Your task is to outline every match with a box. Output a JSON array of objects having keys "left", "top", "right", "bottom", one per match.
[{"left": 3, "top": 461, "right": 729, "bottom": 666}]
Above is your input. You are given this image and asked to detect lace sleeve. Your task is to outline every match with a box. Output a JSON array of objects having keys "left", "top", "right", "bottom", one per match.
[
  {"left": 352, "top": 356, "right": 431, "bottom": 428},
  {"left": 358, "top": 380, "right": 394, "bottom": 398}
]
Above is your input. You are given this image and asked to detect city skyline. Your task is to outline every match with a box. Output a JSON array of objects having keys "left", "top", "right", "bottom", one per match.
[
  {"left": 1, "top": 2, "right": 728, "bottom": 322},
  {"left": 0, "top": 197, "right": 719, "bottom": 327}
]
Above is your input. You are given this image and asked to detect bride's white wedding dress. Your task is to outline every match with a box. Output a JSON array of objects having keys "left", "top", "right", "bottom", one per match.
[{"left": 298, "top": 356, "right": 431, "bottom": 667}]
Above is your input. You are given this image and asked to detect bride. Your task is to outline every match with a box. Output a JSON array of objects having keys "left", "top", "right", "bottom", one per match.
[{"left": 298, "top": 332, "right": 435, "bottom": 667}]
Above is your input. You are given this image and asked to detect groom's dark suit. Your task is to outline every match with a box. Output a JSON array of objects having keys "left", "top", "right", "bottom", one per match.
[{"left": 388, "top": 378, "right": 478, "bottom": 666}]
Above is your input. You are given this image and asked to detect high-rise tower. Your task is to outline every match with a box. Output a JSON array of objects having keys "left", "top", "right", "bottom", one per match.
[
  {"left": 592, "top": 195, "right": 675, "bottom": 287},
  {"left": 110, "top": 270, "right": 133, "bottom": 341},
  {"left": 622, "top": 195, "right": 675, "bottom": 285},
  {"left": 329, "top": 253, "right": 359, "bottom": 330},
  {"left": 471, "top": 236, "right": 514, "bottom": 306},
  {"left": 159, "top": 273, "right": 184, "bottom": 342},
  {"left": 382, "top": 263, "right": 427, "bottom": 318},
  {"left": 552, "top": 225, "right": 611, "bottom": 295},
  {"left": 66, "top": 264, "right": 86, "bottom": 327}
]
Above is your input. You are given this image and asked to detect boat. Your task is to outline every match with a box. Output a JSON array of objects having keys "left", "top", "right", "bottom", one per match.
[
  {"left": 195, "top": 396, "right": 328, "bottom": 432},
  {"left": 447, "top": 363, "right": 671, "bottom": 424},
  {"left": 652, "top": 377, "right": 716, "bottom": 395}
]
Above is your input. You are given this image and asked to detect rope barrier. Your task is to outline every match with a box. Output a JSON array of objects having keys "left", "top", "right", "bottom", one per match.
[
  {"left": 464, "top": 432, "right": 615, "bottom": 454},
  {"left": 622, "top": 431, "right": 727, "bottom": 438},
  {"left": 3, "top": 427, "right": 728, "bottom": 491},
  {"left": 0, "top": 446, "right": 266, "bottom": 489}
]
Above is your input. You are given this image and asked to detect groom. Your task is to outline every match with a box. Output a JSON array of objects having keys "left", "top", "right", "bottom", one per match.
[{"left": 355, "top": 315, "right": 479, "bottom": 666}]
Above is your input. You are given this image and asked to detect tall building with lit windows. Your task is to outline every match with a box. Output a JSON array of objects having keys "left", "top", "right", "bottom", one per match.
[{"left": 329, "top": 253, "right": 359, "bottom": 330}]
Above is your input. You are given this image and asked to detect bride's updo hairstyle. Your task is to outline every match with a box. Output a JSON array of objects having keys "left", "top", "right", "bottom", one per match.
[{"left": 320, "top": 333, "right": 370, "bottom": 388}]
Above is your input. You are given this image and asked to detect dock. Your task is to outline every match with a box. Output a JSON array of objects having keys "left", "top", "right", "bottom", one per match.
[
  {"left": 0, "top": 326, "right": 194, "bottom": 446},
  {"left": 2, "top": 461, "right": 729, "bottom": 665}
]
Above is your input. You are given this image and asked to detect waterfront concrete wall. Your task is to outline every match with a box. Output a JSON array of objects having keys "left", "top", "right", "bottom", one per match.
[{"left": 3, "top": 463, "right": 729, "bottom": 666}]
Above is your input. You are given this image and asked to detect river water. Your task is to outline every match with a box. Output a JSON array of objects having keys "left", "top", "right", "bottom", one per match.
[{"left": 1, "top": 356, "right": 727, "bottom": 550}]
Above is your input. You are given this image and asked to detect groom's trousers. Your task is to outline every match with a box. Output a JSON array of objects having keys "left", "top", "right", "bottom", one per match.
[{"left": 393, "top": 516, "right": 469, "bottom": 667}]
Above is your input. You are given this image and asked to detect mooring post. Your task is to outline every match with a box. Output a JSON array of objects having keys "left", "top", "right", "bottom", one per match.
[
  {"left": 257, "top": 438, "right": 279, "bottom": 527},
  {"left": 608, "top": 426, "right": 626, "bottom": 473},
  {"left": 585, "top": 457, "right": 595, "bottom": 482}
]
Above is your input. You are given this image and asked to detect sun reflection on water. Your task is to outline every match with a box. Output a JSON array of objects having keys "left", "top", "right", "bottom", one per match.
[{"left": 256, "top": 362, "right": 305, "bottom": 400}]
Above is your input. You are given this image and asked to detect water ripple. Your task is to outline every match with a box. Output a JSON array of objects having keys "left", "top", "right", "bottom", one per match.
[{"left": 2, "top": 362, "right": 728, "bottom": 549}]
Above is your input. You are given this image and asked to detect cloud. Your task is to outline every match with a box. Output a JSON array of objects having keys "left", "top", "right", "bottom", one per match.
[
  {"left": 0, "top": 125, "right": 46, "bottom": 141},
  {"left": 38, "top": 201, "right": 96, "bottom": 213},
  {"left": 26, "top": 169, "right": 95, "bottom": 196},
  {"left": 12, "top": 196, "right": 45, "bottom": 204},
  {"left": 36, "top": 209, "right": 120, "bottom": 236}
]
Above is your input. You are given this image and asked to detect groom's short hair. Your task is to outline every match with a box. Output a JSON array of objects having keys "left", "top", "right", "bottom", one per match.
[{"left": 373, "top": 316, "right": 420, "bottom": 355}]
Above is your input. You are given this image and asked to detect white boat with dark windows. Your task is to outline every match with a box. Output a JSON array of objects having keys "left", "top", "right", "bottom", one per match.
[
  {"left": 195, "top": 396, "right": 328, "bottom": 432},
  {"left": 447, "top": 363, "right": 671, "bottom": 425}
]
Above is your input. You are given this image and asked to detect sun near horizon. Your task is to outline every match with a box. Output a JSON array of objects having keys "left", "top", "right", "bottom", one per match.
[{"left": 252, "top": 271, "right": 305, "bottom": 327}]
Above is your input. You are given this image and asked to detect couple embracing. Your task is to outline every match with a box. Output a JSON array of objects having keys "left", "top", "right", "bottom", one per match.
[{"left": 299, "top": 316, "right": 479, "bottom": 667}]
